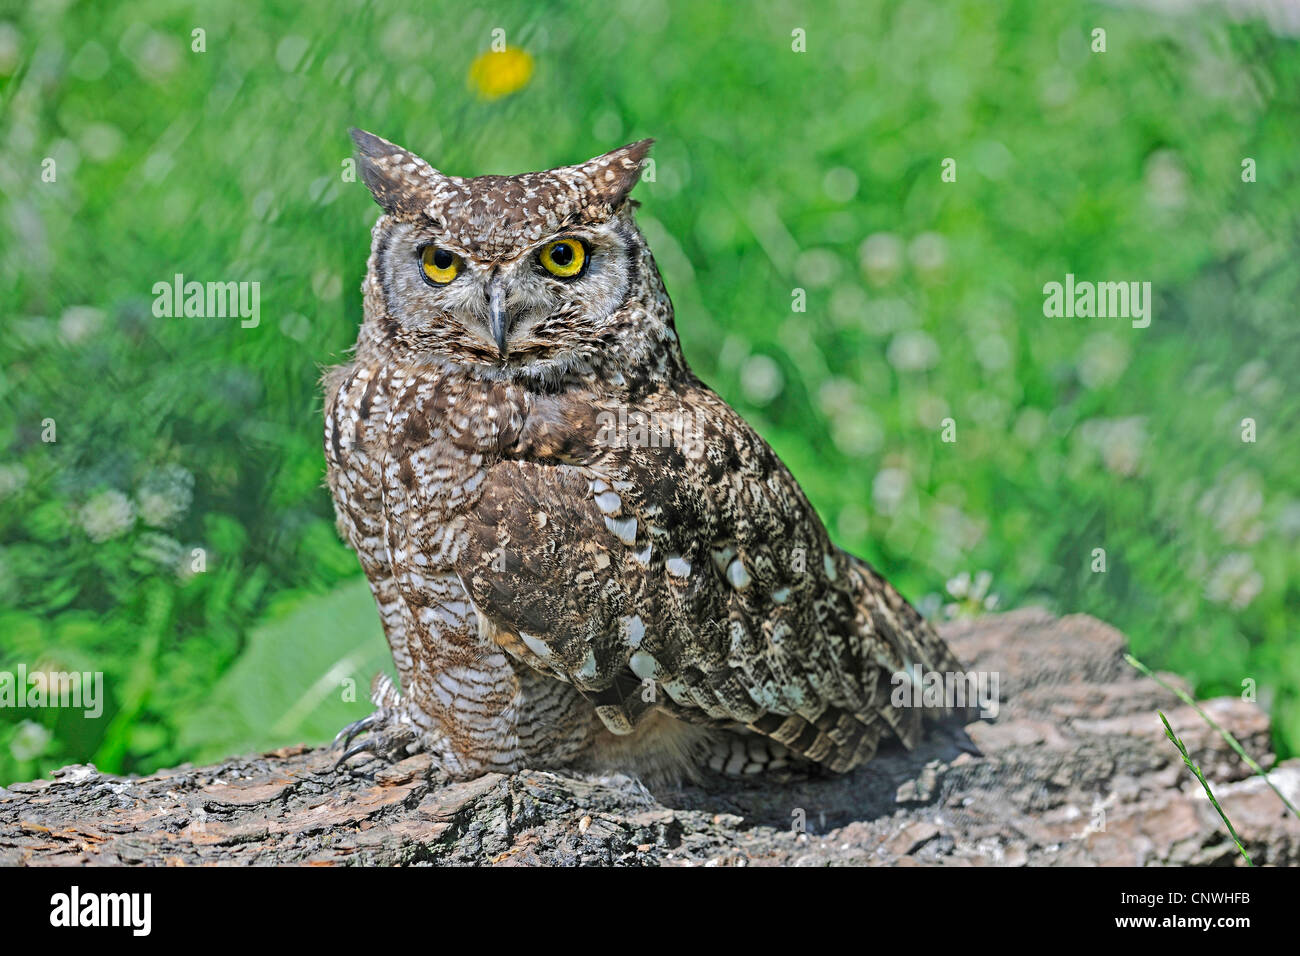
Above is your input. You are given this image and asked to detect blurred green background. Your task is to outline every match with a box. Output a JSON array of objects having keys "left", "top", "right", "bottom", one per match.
[{"left": 1, "top": 0, "right": 1297, "bottom": 786}]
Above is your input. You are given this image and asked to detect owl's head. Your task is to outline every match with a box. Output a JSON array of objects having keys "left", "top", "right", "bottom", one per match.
[{"left": 351, "top": 128, "right": 679, "bottom": 388}]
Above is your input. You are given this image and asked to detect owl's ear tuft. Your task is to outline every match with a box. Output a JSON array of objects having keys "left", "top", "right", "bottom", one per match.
[
  {"left": 573, "top": 138, "right": 654, "bottom": 211},
  {"left": 349, "top": 128, "right": 441, "bottom": 219}
]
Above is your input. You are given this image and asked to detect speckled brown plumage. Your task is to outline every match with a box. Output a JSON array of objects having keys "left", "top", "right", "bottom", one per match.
[{"left": 324, "top": 128, "right": 969, "bottom": 782}]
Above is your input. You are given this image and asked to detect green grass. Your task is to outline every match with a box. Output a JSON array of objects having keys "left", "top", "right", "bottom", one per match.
[
  {"left": 1, "top": 0, "right": 1298, "bottom": 784},
  {"left": 1158, "top": 711, "right": 1252, "bottom": 866},
  {"left": 1128, "top": 652, "right": 1300, "bottom": 820}
]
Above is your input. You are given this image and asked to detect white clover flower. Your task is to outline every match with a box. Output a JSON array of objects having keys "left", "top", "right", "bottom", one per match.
[
  {"left": 136, "top": 464, "right": 194, "bottom": 528},
  {"left": 831, "top": 412, "right": 883, "bottom": 457},
  {"left": 908, "top": 232, "right": 948, "bottom": 274},
  {"left": 136, "top": 531, "right": 184, "bottom": 569},
  {"left": 973, "top": 330, "right": 1012, "bottom": 372},
  {"left": 829, "top": 283, "right": 869, "bottom": 326},
  {"left": 0, "top": 23, "right": 20, "bottom": 75},
  {"left": 1234, "top": 360, "right": 1268, "bottom": 393},
  {"left": 739, "top": 354, "right": 784, "bottom": 405},
  {"left": 859, "top": 232, "right": 903, "bottom": 286},
  {"left": 946, "top": 572, "right": 971, "bottom": 599},
  {"left": 80, "top": 122, "right": 123, "bottom": 162},
  {"left": 1278, "top": 500, "right": 1300, "bottom": 540},
  {"left": 79, "top": 489, "right": 135, "bottom": 542},
  {"left": 1013, "top": 407, "right": 1047, "bottom": 445},
  {"left": 887, "top": 330, "right": 939, "bottom": 372},
  {"left": 1204, "top": 553, "right": 1264, "bottom": 610},
  {"left": 794, "top": 248, "right": 842, "bottom": 288},
  {"left": 58, "top": 305, "right": 105, "bottom": 344},
  {"left": 1198, "top": 473, "right": 1264, "bottom": 546},
  {"left": 823, "top": 166, "right": 858, "bottom": 202},
  {"left": 933, "top": 505, "right": 973, "bottom": 564},
  {"left": 10, "top": 720, "right": 51, "bottom": 762},
  {"left": 915, "top": 393, "right": 950, "bottom": 429},
  {"left": 818, "top": 378, "right": 859, "bottom": 418},
  {"left": 1077, "top": 332, "right": 1130, "bottom": 390},
  {"left": 131, "top": 29, "right": 180, "bottom": 81},
  {"left": 873, "top": 467, "right": 909, "bottom": 516},
  {"left": 1080, "top": 416, "right": 1146, "bottom": 478},
  {"left": 944, "top": 570, "right": 1000, "bottom": 618},
  {"left": 0, "top": 463, "right": 28, "bottom": 499},
  {"left": 1102, "top": 417, "right": 1146, "bottom": 477},
  {"left": 1144, "top": 149, "right": 1187, "bottom": 210}
]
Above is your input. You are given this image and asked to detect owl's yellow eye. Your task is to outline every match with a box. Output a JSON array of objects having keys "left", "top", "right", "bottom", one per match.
[
  {"left": 538, "top": 238, "right": 586, "bottom": 278},
  {"left": 420, "top": 246, "right": 462, "bottom": 284}
]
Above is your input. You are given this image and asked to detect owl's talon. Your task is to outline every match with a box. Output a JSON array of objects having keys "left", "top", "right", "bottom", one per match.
[
  {"left": 332, "top": 712, "right": 381, "bottom": 750},
  {"left": 331, "top": 712, "right": 418, "bottom": 771}
]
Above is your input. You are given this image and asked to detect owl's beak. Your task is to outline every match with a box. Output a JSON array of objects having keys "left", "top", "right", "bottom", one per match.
[{"left": 488, "top": 281, "right": 509, "bottom": 359}]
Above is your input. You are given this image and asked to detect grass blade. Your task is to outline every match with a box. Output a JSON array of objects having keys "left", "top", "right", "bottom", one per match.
[
  {"left": 1157, "top": 710, "right": 1253, "bottom": 866},
  {"left": 1126, "top": 653, "right": 1297, "bottom": 820}
]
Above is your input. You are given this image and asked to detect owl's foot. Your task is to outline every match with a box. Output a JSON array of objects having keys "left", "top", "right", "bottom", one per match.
[
  {"left": 332, "top": 716, "right": 417, "bottom": 770},
  {"left": 331, "top": 674, "right": 421, "bottom": 771}
]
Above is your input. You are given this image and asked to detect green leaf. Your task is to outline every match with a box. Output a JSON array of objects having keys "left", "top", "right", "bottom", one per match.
[{"left": 174, "top": 578, "right": 392, "bottom": 763}]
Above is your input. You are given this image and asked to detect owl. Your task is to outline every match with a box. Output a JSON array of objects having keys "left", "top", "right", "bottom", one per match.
[{"left": 324, "top": 128, "right": 970, "bottom": 783}]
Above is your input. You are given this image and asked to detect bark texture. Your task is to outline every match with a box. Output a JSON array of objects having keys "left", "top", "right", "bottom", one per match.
[{"left": 2, "top": 608, "right": 1297, "bottom": 866}]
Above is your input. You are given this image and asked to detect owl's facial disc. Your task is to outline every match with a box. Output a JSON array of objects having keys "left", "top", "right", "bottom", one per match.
[
  {"left": 380, "top": 217, "right": 633, "bottom": 375},
  {"left": 492, "top": 224, "right": 631, "bottom": 369}
]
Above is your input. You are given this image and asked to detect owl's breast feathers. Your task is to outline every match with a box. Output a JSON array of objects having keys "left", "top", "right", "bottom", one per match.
[{"left": 416, "top": 372, "right": 974, "bottom": 773}]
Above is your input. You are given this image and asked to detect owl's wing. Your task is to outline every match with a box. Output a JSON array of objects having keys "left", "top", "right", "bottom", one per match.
[{"left": 454, "top": 380, "right": 966, "bottom": 771}]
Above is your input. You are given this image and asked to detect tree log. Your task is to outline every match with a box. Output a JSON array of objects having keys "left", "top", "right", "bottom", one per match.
[{"left": 2, "top": 608, "right": 1297, "bottom": 866}]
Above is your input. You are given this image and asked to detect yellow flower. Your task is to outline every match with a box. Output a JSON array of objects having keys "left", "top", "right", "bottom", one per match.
[{"left": 468, "top": 47, "right": 534, "bottom": 100}]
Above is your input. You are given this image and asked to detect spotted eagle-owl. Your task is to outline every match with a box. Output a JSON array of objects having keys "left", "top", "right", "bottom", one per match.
[{"left": 324, "top": 128, "right": 968, "bottom": 783}]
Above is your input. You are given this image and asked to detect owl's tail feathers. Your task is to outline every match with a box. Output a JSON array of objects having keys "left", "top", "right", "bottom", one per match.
[
  {"left": 847, "top": 558, "right": 985, "bottom": 746},
  {"left": 748, "top": 705, "right": 887, "bottom": 774},
  {"left": 742, "top": 562, "right": 982, "bottom": 774}
]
